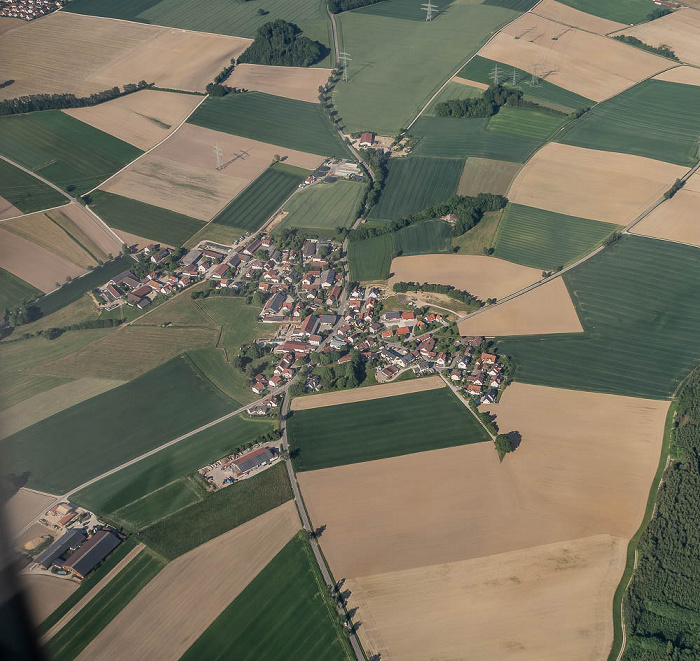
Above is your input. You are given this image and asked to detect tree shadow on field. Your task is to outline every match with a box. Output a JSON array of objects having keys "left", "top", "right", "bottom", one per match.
[{"left": 507, "top": 430, "right": 522, "bottom": 451}]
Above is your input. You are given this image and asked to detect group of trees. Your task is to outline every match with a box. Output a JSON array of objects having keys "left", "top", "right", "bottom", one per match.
[
  {"left": 392, "top": 281, "right": 483, "bottom": 308},
  {"left": 328, "top": 0, "right": 385, "bottom": 13},
  {"left": 294, "top": 351, "right": 365, "bottom": 394},
  {"left": 665, "top": 178, "right": 685, "bottom": 200},
  {"left": 358, "top": 147, "right": 389, "bottom": 211},
  {"left": 0, "top": 81, "right": 151, "bottom": 116},
  {"left": 622, "top": 366, "right": 700, "bottom": 659},
  {"left": 238, "top": 20, "right": 328, "bottom": 67},
  {"left": 613, "top": 35, "right": 679, "bottom": 61}
]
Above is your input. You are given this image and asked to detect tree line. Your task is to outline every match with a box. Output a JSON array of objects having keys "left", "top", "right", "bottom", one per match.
[
  {"left": 328, "top": 0, "right": 386, "bottom": 13},
  {"left": 613, "top": 35, "right": 679, "bottom": 61},
  {"left": 238, "top": 19, "right": 328, "bottom": 67}
]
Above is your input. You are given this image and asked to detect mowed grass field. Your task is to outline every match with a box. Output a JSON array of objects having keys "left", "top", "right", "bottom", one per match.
[
  {"left": 182, "top": 533, "right": 353, "bottom": 661},
  {"left": 487, "top": 106, "right": 568, "bottom": 141},
  {"left": 6, "top": 354, "right": 236, "bottom": 493},
  {"left": 189, "top": 93, "right": 347, "bottom": 158},
  {"left": 288, "top": 387, "right": 489, "bottom": 472},
  {"left": 499, "top": 236, "right": 700, "bottom": 398},
  {"left": 139, "top": 463, "right": 293, "bottom": 559},
  {"left": 556, "top": 80, "right": 700, "bottom": 166},
  {"left": 213, "top": 163, "right": 309, "bottom": 232},
  {"left": 45, "top": 548, "right": 166, "bottom": 661},
  {"left": 0, "top": 267, "right": 41, "bottom": 311},
  {"left": 333, "top": 0, "right": 518, "bottom": 134},
  {"left": 557, "top": 0, "right": 657, "bottom": 23},
  {"left": 368, "top": 156, "right": 464, "bottom": 221},
  {"left": 348, "top": 219, "right": 453, "bottom": 281},
  {"left": 88, "top": 190, "right": 203, "bottom": 246},
  {"left": 279, "top": 179, "right": 365, "bottom": 233},
  {"left": 457, "top": 56, "right": 594, "bottom": 112},
  {"left": 0, "top": 112, "right": 142, "bottom": 195},
  {"left": 0, "top": 159, "right": 68, "bottom": 213},
  {"left": 493, "top": 203, "right": 620, "bottom": 269}
]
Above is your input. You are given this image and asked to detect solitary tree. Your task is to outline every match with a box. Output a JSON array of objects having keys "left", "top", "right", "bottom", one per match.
[{"left": 495, "top": 434, "right": 513, "bottom": 460}]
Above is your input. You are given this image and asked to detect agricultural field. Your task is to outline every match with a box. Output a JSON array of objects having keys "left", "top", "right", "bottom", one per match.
[
  {"left": 213, "top": 163, "right": 310, "bottom": 232},
  {"left": 0, "top": 267, "right": 40, "bottom": 312},
  {"left": 492, "top": 203, "right": 620, "bottom": 269},
  {"left": 64, "top": 90, "right": 204, "bottom": 151},
  {"left": 187, "top": 348, "right": 253, "bottom": 405},
  {"left": 508, "top": 142, "right": 687, "bottom": 224},
  {"left": 655, "top": 65, "right": 700, "bottom": 87},
  {"left": 183, "top": 223, "right": 244, "bottom": 249},
  {"left": 557, "top": 0, "right": 661, "bottom": 24},
  {"left": 486, "top": 106, "right": 568, "bottom": 142},
  {"left": 45, "top": 548, "right": 166, "bottom": 661},
  {"left": 0, "top": 159, "right": 68, "bottom": 214},
  {"left": 278, "top": 180, "right": 365, "bottom": 233},
  {"left": 0, "top": 111, "right": 142, "bottom": 195},
  {"left": 458, "top": 277, "right": 583, "bottom": 337},
  {"left": 5, "top": 354, "right": 237, "bottom": 493},
  {"left": 556, "top": 79, "right": 700, "bottom": 167},
  {"left": 197, "top": 297, "right": 271, "bottom": 355},
  {"left": 73, "top": 414, "right": 274, "bottom": 517},
  {"left": 333, "top": 0, "right": 519, "bottom": 134},
  {"left": 457, "top": 55, "right": 594, "bottom": 113},
  {"left": 532, "top": 0, "right": 626, "bottom": 34},
  {"left": 347, "top": 232, "right": 393, "bottom": 281},
  {"left": 456, "top": 158, "right": 521, "bottom": 196},
  {"left": 182, "top": 532, "right": 353, "bottom": 661},
  {"left": 499, "top": 235, "right": 700, "bottom": 398},
  {"left": 410, "top": 116, "right": 543, "bottom": 162},
  {"left": 228, "top": 64, "right": 332, "bottom": 104},
  {"left": 367, "top": 156, "right": 464, "bottom": 221},
  {"left": 288, "top": 387, "right": 489, "bottom": 472},
  {"left": 79, "top": 502, "right": 301, "bottom": 661},
  {"left": 88, "top": 190, "right": 203, "bottom": 247},
  {"left": 188, "top": 92, "right": 348, "bottom": 157},
  {"left": 452, "top": 210, "right": 503, "bottom": 254},
  {"left": 22, "top": 575, "right": 79, "bottom": 625},
  {"left": 478, "top": 13, "right": 667, "bottom": 102}
]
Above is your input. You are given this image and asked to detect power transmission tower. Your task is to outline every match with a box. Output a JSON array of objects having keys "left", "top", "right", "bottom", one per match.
[
  {"left": 421, "top": 1, "right": 437, "bottom": 21},
  {"left": 530, "top": 64, "right": 540, "bottom": 86},
  {"left": 213, "top": 144, "right": 224, "bottom": 170},
  {"left": 512, "top": 68, "right": 518, "bottom": 86},
  {"left": 489, "top": 64, "right": 502, "bottom": 85},
  {"left": 339, "top": 52, "right": 352, "bottom": 82}
]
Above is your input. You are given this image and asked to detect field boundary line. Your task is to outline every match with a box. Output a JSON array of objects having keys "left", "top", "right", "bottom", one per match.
[{"left": 0, "top": 202, "right": 71, "bottom": 223}]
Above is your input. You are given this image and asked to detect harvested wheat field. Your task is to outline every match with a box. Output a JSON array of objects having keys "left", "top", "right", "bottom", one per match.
[
  {"left": 23, "top": 574, "right": 79, "bottom": 624},
  {"left": 610, "top": 9, "right": 700, "bottom": 67},
  {"left": 78, "top": 501, "right": 299, "bottom": 661},
  {"left": 31, "top": 326, "right": 217, "bottom": 381},
  {"left": 228, "top": 64, "right": 332, "bottom": 104},
  {"left": 299, "top": 383, "right": 667, "bottom": 578},
  {"left": 452, "top": 76, "right": 489, "bottom": 90},
  {"left": 292, "top": 375, "right": 445, "bottom": 411},
  {"left": 0, "top": 228, "right": 84, "bottom": 292},
  {"left": 654, "top": 65, "right": 700, "bottom": 87},
  {"left": 457, "top": 158, "right": 521, "bottom": 196},
  {"left": 116, "top": 229, "right": 173, "bottom": 251},
  {"left": 533, "top": 0, "right": 625, "bottom": 35},
  {"left": 458, "top": 278, "right": 582, "bottom": 337},
  {"left": 6, "top": 488, "right": 54, "bottom": 533},
  {"left": 57, "top": 203, "right": 123, "bottom": 256},
  {"left": 101, "top": 124, "right": 321, "bottom": 220},
  {"left": 388, "top": 254, "right": 541, "bottom": 301},
  {"left": 64, "top": 90, "right": 203, "bottom": 151},
  {"left": 509, "top": 143, "right": 687, "bottom": 224},
  {"left": 348, "top": 534, "right": 626, "bottom": 661},
  {"left": 1, "top": 378, "right": 124, "bottom": 440},
  {"left": 0, "top": 194, "right": 21, "bottom": 219},
  {"left": 478, "top": 14, "right": 667, "bottom": 102},
  {"left": 0, "top": 17, "right": 24, "bottom": 35}
]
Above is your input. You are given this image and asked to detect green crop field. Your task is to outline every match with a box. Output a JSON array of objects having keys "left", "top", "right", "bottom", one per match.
[
  {"left": 556, "top": 0, "right": 657, "bottom": 24},
  {"left": 483, "top": 0, "right": 539, "bottom": 9},
  {"left": 278, "top": 179, "right": 365, "bottom": 233},
  {"left": 0, "top": 267, "right": 41, "bottom": 311},
  {"left": 425, "top": 81, "right": 483, "bottom": 116},
  {"left": 189, "top": 93, "right": 347, "bottom": 158},
  {"left": 6, "top": 354, "right": 237, "bottom": 493},
  {"left": 458, "top": 56, "right": 593, "bottom": 113},
  {"left": 288, "top": 387, "right": 489, "bottom": 471},
  {"left": 487, "top": 107, "right": 568, "bottom": 141},
  {"left": 493, "top": 203, "right": 620, "bottom": 269},
  {"left": 33, "top": 255, "right": 133, "bottom": 318},
  {"left": 0, "top": 159, "right": 67, "bottom": 213},
  {"left": 411, "top": 116, "right": 543, "bottom": 162},
  {"left": 213, "top": 163, "right": 310, "bottom": 231},
  {"left": 187, "top": 348, "right": 253, "bottom": 405},
  {"left": 64, "top": 0, "right": 333, "bottom": 65},
  {"left": 499, "top": 236, "right": 700, "bottom": 399},
  {"left": 334, "top": 0, "right": 518, "bottom": 134},
  {"left": 182, "top": 533, "right": 353, "bottom": 661},
  {"left": 139, "top": 463, "right": 293, "bottom": 559},
  {"left": 348, "top": 219, "right": 453, "bottom": 281},
  {"left": 556, "top": 80, "right": 700, "bottom": 167},
  {"left": 0, "top": 112, "right": 142, "bottom": 195},
  {"left": 368, "top": 156, "right": 464, "bottom": 221},
  {"left": 73, "top": 414, "right": 275, "bottom": 518},
  {"left": 88, "top": 190, "right": 203, "bottom": 247},
  {"left": 45, "top": 548, "right": 166, "bottom": 661}
]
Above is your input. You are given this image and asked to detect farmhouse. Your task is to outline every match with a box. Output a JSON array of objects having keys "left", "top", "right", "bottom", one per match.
[
  {"left": 62, "top": 529, "right": 122, "bottom": 578},
  {"left": 359, "top": 132, "right": 375, "bottom": 147}
]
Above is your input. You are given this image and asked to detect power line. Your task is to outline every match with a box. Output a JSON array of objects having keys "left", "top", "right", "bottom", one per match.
[
  {"left": 339, "top": 52, "right": 352, "bottom": 82},
  {"left": 213, "top": 144, "right": 224, "bottom": 170},
  {"left": 421, "top": 1, "right": 437, "bottom": 21},
  {"left": 489, "top": 64, "right": 502, "bottom": 85}
]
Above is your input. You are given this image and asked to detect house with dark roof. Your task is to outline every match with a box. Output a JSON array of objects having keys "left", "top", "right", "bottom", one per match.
[
  {"left": 232, "top": 448, "right": 278, "bottom": 476},
  {"left": 62, "top": 529, "right": 122, "bottom": 579},
  {"left": 35, "top": 528, "right": 87, "bottom": 569}
]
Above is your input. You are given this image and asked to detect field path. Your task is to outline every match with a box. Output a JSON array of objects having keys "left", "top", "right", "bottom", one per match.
[{"left": 42, "top": 544, "right": 145, "bottom": 642}]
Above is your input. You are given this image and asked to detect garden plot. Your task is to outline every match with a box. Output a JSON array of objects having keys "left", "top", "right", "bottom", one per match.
[
  {"left": 478, "top": 13, "right": 667, "bottom": 102},
  {"left": 508, "top": 143, "right": 687, "bottom": 224},
  {"left": 228, "top": 64, "right": 332, "bottom": 104},
  {"left": 532, "top": 0, "right": 626, "bottom": 34}
]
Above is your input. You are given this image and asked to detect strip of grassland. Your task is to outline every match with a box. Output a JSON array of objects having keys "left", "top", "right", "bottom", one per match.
[
  {"left": 486, "top": 106, "right": 568, "bottom": 141},
  {"left": 556, "top": 0, "right": 657, "bottom": 24},
  {"left": 181, "top": 532, "right": 353, "bottom": 661},
  {"left": 452, "top": 209, "right": 503, "bottom": 255},
  {"left": 0, "top": 159, "right": 68, "bottom": 213},
  {"left": 88, "top": 190, "right": 203, "bottom": 247},
  {"left": 0, "top": 267, "right": 41, "bottom": 311}
]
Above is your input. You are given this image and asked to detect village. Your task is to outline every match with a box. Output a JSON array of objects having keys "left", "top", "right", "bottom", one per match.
[{"left": 0, "top": 0, "right": 64, "bottom": 20}]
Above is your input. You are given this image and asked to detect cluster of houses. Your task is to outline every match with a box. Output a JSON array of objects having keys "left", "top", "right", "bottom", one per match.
[
  {"left": 447, "top": 343, "right": 507, "bottom": 404},
  {"left": 0, "top": 0, "right": 63, "bottom": 20}
]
